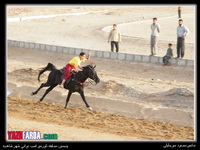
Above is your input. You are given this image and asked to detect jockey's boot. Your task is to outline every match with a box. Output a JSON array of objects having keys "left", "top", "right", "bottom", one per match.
[{"left": 65, "top": 79, "right": 71, "bottom": 87}]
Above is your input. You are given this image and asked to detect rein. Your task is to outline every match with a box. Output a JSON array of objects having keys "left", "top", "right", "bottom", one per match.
[
  {"left": 81, "top": 70, "right": 96, "bottom": 85},
  {"left": 72, "top": 72, "right": 86, "bottom": 85},
  {"left": 72, "top": 69, "right": 96, "bottom": 85}
]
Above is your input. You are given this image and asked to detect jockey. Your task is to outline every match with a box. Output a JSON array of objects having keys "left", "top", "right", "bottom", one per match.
[{"left": 60, "top": 51, "right": 91, "bottom": 87}]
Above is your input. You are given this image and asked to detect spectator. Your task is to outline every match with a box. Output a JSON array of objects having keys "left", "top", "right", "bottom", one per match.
[
  {"left": 163, "top": 43, "right": 173, "bottom": 66},
  {"left": 176, "top": 19, "right": 189, "bottom": 59},
  {"left": 150, "top": 17, "right": 160, "bottom": 56},
  {"left": 108, "top": 24, "right": 122, "bottom": 52}
]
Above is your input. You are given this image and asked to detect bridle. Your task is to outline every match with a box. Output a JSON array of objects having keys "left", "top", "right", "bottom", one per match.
[
  {"left": 82, "top": 71, "right": 96, "bottom": 85},
  {"left": 72, "top": 67, "right": 96, "bottom": 85}
]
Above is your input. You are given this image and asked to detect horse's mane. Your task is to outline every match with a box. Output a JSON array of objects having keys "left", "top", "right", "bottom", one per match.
[
  {"left": 83, "top": 64, "right": 96, "bottom": 69},
  {"left": 83, "top": 65, "right": 93, "bottom": 68}
]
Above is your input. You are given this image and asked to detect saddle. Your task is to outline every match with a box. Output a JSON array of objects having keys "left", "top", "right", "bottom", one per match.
[
  {"left": 59, "top": 68, "right": 78, "bottom": 85},
  {"left": 59, "top": 67, "right": 64, "bottom": 74}
]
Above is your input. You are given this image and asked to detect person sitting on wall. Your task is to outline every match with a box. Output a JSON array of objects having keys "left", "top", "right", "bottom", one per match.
[{"left": 163, "top": 43, "right": 173, "bottom": 66}]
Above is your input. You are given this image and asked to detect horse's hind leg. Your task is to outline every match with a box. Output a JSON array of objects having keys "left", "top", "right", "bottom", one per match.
[
  {"left": 38, "top": 84, "right": 58, "bottom": 102},
  {"left": 31, "top": 82, "right": 50, "bottom": 96}
]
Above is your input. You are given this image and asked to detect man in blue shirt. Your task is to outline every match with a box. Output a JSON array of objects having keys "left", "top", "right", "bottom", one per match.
[{"left": 176, "top": 19, "right": 189, "bottom": 59}]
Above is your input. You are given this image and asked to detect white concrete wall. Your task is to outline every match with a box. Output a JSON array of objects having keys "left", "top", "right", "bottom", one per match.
[{"left": 7, "top": 39, "right": 194, "bottom": 67}]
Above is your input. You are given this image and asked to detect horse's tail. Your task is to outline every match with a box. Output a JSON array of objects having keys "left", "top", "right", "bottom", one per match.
[{"left": 38, "top": 63, "right": 56, "bottom": 82}]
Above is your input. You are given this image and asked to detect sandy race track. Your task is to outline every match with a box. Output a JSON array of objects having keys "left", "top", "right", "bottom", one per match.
[
  {"left": 8, "top": 97, "right": 193, "bottom": 141},
  {"left": 7, "top": 46, "right": 194, "bottom": 140},
  {"left": 7, "top": 5, "right": 195, "bottom": 141}
]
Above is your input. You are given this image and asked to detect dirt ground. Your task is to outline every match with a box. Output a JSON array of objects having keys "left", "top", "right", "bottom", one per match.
[
  {"left": 7, "top": 96, "right": 193, "bottom": 141},
  {"left": 7, "top": 46, "right": 194, "bottom": 140},
  {"left": 7, "top": 5, "right": 195, "bottom": 59},
  {"left": 6, "top": 5, "right": 195, "bottom": 141}
]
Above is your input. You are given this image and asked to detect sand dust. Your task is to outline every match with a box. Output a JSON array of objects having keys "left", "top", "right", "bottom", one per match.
[{"left": 8, "top": 97, "right": 194, "bottom": 140}]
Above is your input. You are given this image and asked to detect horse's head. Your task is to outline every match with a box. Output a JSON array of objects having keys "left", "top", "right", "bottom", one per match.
[{"left": 83, "top": 65, "right": 100, "bottom": 84}]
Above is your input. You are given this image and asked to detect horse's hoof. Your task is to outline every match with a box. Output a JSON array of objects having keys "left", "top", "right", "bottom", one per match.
[
  {"left": 88, "top": 107, "right": 92, "bottom": 110},
  {"left": 31, "top": 92, "right": 34, "bottom": 96}
]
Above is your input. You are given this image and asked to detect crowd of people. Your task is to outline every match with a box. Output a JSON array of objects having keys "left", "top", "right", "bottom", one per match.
[
  {"left": 107, "top": 6, "right": 190, "bottom": 66},
  {"left": 60, "top": 7, "right": 190, "bottom": 87}
]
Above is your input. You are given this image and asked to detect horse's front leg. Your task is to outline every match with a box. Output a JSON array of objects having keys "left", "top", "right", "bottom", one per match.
[
  {"left": 78, "top": 90, "right": 92, "bottom": 110},
  {"left": 64, "top": 90, "right": 72, "bottom": 108}
]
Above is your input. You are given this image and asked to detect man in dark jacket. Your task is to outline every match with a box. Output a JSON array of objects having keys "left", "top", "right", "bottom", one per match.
[{"left": 163, "top": 43, "right": 173, "bottom": 66}]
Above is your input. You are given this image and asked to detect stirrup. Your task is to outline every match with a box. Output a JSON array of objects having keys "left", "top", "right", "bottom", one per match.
[{"left": 71, "top": 69, "right": 78, "bottom": 74}]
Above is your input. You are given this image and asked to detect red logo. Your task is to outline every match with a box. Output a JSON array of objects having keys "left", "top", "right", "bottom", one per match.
[{"left": 7, "top": 131, "right": 23, "bottom": 140}]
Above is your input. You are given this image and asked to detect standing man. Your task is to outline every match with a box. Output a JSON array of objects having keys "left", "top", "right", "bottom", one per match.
[
  {"left": 176, "top": 19, "right": 189, "bottom": 59},
  {"left": 178, "top": 6, "right": 182, "bottom": 18},
  {"left": 108, "top": 24, "right": 122, "bottom": 52},
  {"left": 150, "top": 17, "right": 160, "bottom": 56}
]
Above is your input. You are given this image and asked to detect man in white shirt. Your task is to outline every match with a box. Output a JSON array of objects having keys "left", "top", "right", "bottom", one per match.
[
  {"left": 150, "top": 17, "right": 160, "bottom": 56},
  {"left": 176, "top": 19, "right": 189, "bottom": 59},
  {"left": 108, "top": 24, "right": 122, "bottom": 52}
]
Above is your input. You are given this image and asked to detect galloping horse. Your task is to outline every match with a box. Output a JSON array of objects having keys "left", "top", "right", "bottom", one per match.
[{"left": 31, "top": 63, "right": 100, "bottom": 110}]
